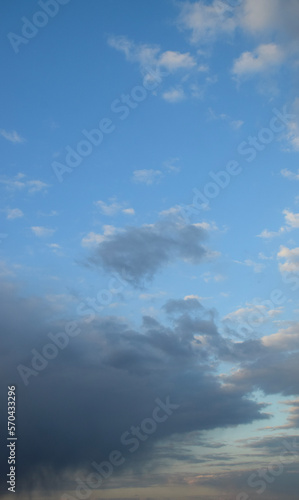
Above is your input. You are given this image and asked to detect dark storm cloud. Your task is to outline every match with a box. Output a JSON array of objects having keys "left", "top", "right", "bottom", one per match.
[
  {"left": 87, "top": 219, "right": 211, "bottom": 286},
  {"left": 0, "top": 281, "right": 270, "bottom": 497}
]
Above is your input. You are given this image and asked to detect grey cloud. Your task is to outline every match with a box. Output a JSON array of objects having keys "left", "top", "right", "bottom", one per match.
[
  {"left": 0, "top": 283, "right": 270, "bottom": 497},
  {"left": 175, "top": 462, "right": 299, "bottom": 500},
  {"left": 244, "top": 434, "right": 299, "bottom": 454},
  {"left": 226, "top": 351, "right": 299, "bottom": 396},
  {"left": 282, "top": 400, "right": 299, "bottom": 428},
  {"left": 163, "top": 297, "right": 204, "bottom": 315},
  {"left": 87, "top": 219, "right": 211, "bottom": 286}
]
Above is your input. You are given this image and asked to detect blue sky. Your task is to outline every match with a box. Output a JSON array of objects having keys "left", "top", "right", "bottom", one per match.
[{"left": 1, "top": 1, "right": 299, "bottom": 499}]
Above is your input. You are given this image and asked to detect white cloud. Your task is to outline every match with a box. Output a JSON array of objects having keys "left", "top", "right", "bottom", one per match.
[
  {"left": 159, "top": 206, "right": 183, "bottom": 218},
  {"left": 258, "top": 209, "right": 299, "bottom": 238},
  {"left": 278, "top": 246, "right": 299, "bottom": 274},
  {"left": 258, "top": 252, "right": 274, "bottom": 261},
  {"left": 281, "top": 168, "right": 299, "bottom": 180},
  {"left": 224, "top": 303, "right": 283, "bottom": 328},
  {"left": 202, "top": 272, "right": 225, "bottom": 283},
  {"left": 0, "top": 173, "right": 49, "bottom": 194},
  {"left": 231, "top": 119, "right": 244, "bottom": 130},
  {"left": 95, "top": 200, "right": 134, "bottom": 216},
  {"left": 184, "top": 294, "right": 201, "bottom": 301},
  {"left": 262, "top": 323, "right": 299, "bottom": 351},
  {"left": 27, "top": 180, "right": 49, "bottom": 194},
  {"left": 178, "top": 0, "right": 299, "bottom": 44},
  {"left": 208, "top": 108, "right": 244, "bottom": 130},
  {"left": 81, "top": 226, "right": 118, "bottom": 248},
  {"left": 234, "top": 259, "right": 265, "bottom": 273},
  {"left": 31, "top": 226, "right": 56, "bottom": 238},
  {"left": 162, "top": 87, "right": 186, "bottom": 103},
  {"left": 282, "top": 98, "right": 299, "bottom": 152},
  {"left": 132, "top": 161, "right": 179, "bottom": 190},
  {"left": 158, "top": 50, "right": 196, "bottom": 71},
  {"left": 132, "top": 169, "right": 163, "bottom": 185},
  {"left": 193, "top": 221, "right": 218, "bottom": 231},
  {"left": 224, "top": 305, "right": 265, "bottom": 324},
  {"left": 0, "top": 129, "right": 25, "bottom": 143},
  {"left": 122, "top": 208, "right": 135, "bottom": 215},
  {"left": 0, "top": 173, "right": 26, "bottom": 191},
  {"left": 232, "top": 43, "right": 284, "bottom": 78},
  {"left": 177, "top": 0, "right": 236, "bottom": 43},
  {"left": 258, "top": 228, "right": 285, "bottom": 239},
  {"left": 158, "top": 208, "right": 218, "bottom": 235},
  {"left": 108, "top": 35, "right": 197, "bottom": 73},
  {"left": 38, "top": 210, "right": 59, "bottom": 217},
  {"left": 284, "top": 209, "right": 299, "bottom": 228},
  {"left": 47, "top": 243, "right": 61, "bottom": 249},
  {"left": 107, "top": 35, "right": 160, "bottom": 67},
  {"left": 163, "top": 157, "right": 180, "bottom": 173},
  {"left": 81, "top": 232, "right": 105, "bottom": 247},
  {"left": 6, "top": 208, "right": 24, "bottom": 220}
]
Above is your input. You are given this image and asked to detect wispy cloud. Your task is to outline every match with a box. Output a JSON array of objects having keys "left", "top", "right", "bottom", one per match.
[
  {"left": 122, "top": 208, "right": 135, "bottom": 215},
  {"left": 278, "top": 246, "right": 299, "bottom": 274},
  {"left": 81, "top": 226, "right": 119, "bottom": 248},
  {"left": 94, "top": 199, "right": 135, "bottom": 216},
  {"left": 281, "top": 168, "right": 299, "bottom": 180},
  {"left": 31, "top": 226, "right": 56, "bottom": 238},
  {"left": 0, "top": 173, "right": 49, "bottom": 194},
  {"left": 0, "top": 129, "right": 25, "bottom": 143},
  {"left": 234, "top": 258, "right": 265, "bottom": 274},
  {"left": 132, "top": 169, "right": 163, "bottom": 185},
  {"left": 282, "top": 98, "right": 299, "bottom": 152},
  {"left": 162, "top": 86, "right": 186, "bottom": 103},
  {"left": 163, "top": 157, "right": 181, "bottom": 173},
  {"left": 258, "top": 209, "right": 299, "bottom": 238},
  {"left": 224, "top": 303, "right": 283, "bottom": 327},
  {"left": 232, "top": 43, "right": 284, "bottom": 79},
  {"left": 262, "top": 324, "right": 299, "bottom": 351},
  {"left": 158, "top": 50, "right": 196, "bottom": 71},
  {"left": 202, "top": 272, "right": 225, "bottom": 283},
  {"left": 6, "top": 208, "right": 24, "bottom": 220},
  {"left": 177, "top": 0, "right": 237, "bottom": 44},
  {"left": 208, "top": 107, "right": 244, "bottom": 130},
  {"left": 108, "top": 35, "right": 197, "bottom": 73}
]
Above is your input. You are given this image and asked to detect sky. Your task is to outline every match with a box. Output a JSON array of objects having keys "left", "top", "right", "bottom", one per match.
[{"left": 0, "top": 0, "right": 299, "bottom": 499}]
